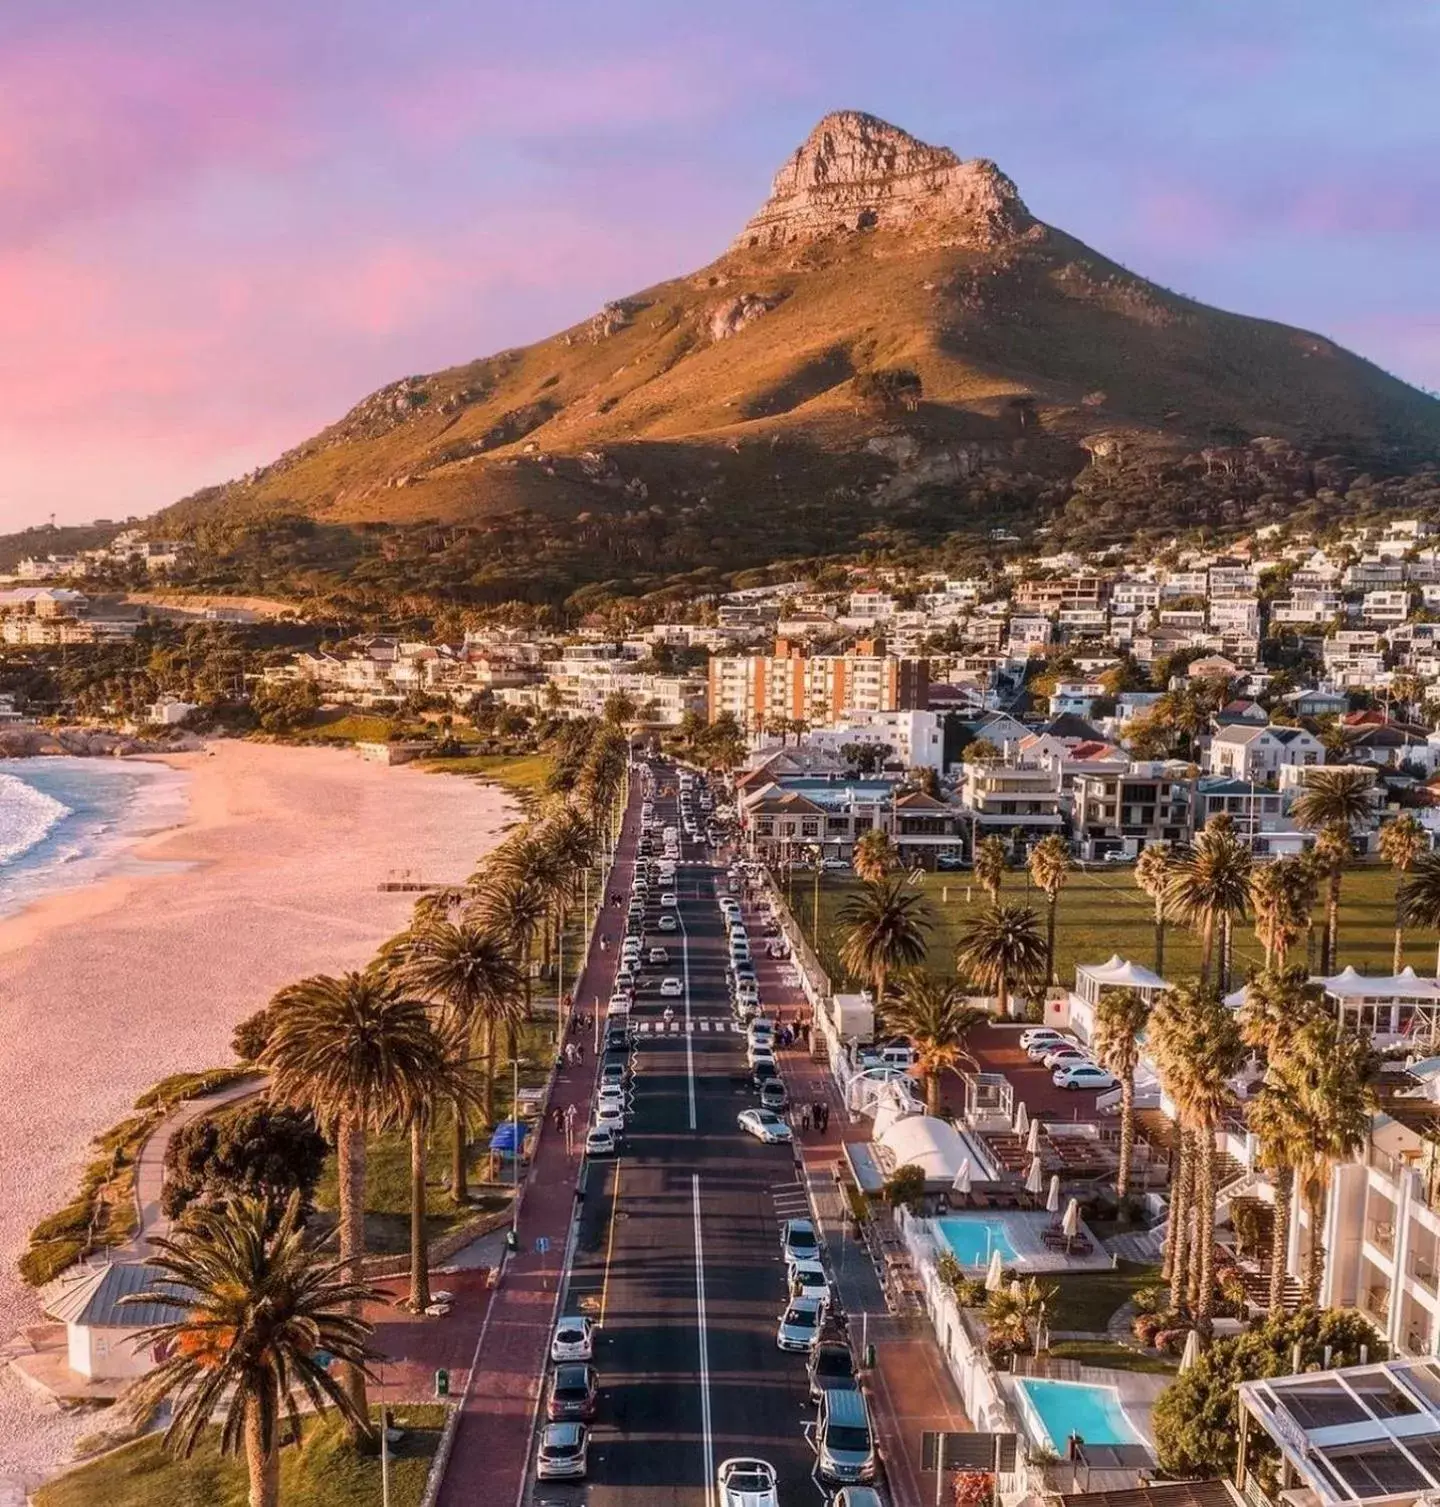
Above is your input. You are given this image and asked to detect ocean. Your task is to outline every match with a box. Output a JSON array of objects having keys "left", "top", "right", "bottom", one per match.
[{"left": 0, "top": 757, "right": 191, "bottom": 917}]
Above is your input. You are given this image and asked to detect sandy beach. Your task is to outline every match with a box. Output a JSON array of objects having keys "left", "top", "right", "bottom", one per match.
[{"left": 0, "top": 741, "right": 516, "bottom": 1486}]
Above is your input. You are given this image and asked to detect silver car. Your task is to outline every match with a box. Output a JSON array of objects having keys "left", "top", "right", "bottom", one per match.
[
  {"left": 536, "top": 1421, "right": 589, "bottom": 1480},
  {"left": 776, "top": 1295, "right": 825, "bottom": 1352}
]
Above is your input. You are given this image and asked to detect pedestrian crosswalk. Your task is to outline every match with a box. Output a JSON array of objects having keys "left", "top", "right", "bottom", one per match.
[{"left": 634, "top": 1018, "right": 745, "bottom": 1034}]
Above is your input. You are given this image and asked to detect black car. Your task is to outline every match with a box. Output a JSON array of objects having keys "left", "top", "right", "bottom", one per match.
[
  {"left": 935, "top": 854, "right": 969, "bottom": 872},
  {"left": 752, "top": 1060, "right": 779, "bottom": 1089},
  {"left": 547, "top": 1363, "right": 599, "bottom": 1421},
  {"left": 808, "top": 1341, "right": 858, "bottom": 1400}
]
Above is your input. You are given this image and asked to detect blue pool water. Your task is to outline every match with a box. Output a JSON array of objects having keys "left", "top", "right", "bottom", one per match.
[
  {"left": 935, "top": 1214, "right": 1019, "bottom": 1268},
  {"left": 1015, "top": 1378, "right": 1140, "bottom": 1452}
]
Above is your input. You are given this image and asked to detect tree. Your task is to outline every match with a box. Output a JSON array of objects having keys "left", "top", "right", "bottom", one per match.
[
  {"left": 261, "top": 968, "right": 446, "bottom": 1439},
  {"left": 602, "top": 690, "right": 638, "bottom": 725},
  {"left": 1148, "top": 983, "right": 1243, "bottom": 1331},
  {"left": 837, "top": 877, "right": 933, "bottom": 1015},
  {"left": 1027, "top": 835, "right": 1071, "bottom": 986},
  {"left": 1152, "top": 1307, "right": 1385, "bottom": 1481},
  {"left": 853, "top": 829, "right": 898, "bottom": 884},
  {"left": 840, "top": 740, "right": 892, "bottom": 775},
  {"left": 231, "top": 1007, "right": 274, "bottom": 1063},
  {"left": 974, "top": 835, "right": 1008, "bottom": 905},
  {"left": 1400, "top": 852, "right": 1440, "bottom": 982},
  {"left": 962, "top": 738, "right": 1002, "bottom": 766},
  {"left": 123, "top": 1193, "right": 380, "bottom": 1507},
  {"left": 1134, "top": 843, "right": 1173, "bottom": 976},
  {"left": 161, "top": 1104, "right": 328, "bottom": 1224},
  {"left": 1380, "top": 814, "right": 1427, "bottom": 971},
  {"left": 1090, "top": 988, "right": 1150, "bottom": 1203},
  {"left": 1293, "top": 770, "right": 1375, "bottom": 970},
  {"left": 984, "top": 1276, "right": 1057, "bottom": 1354},
  {"left": 1248, "top": 856, "right": 1317, "bottom": 971},
  {"left": 956, "top": 904, "right": 1046, "bottom": 1020},
  {"left": 472, "top": 870, "right": 551, "bottom": 1033},
  {"left": 883, "top": 1163, "right": 927, "bottom": 1210},
  {"left": 1163, "top": 823, "right": 1252, "bottom": 987},
  {"left": 886, "top": 973, "right": 988, "bottom": 1114},
  {"left": 250, "top": 677, "right": 319, "bottom": 733}
]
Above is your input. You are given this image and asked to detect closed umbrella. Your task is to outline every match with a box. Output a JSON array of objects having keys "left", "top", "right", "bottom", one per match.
[
  {"left": 1179, "top": 1327, "right": 1201, "bottom": 1374},
  {"left": 1026, "top": 1155, "right": 1045, "bottom": 1199},
  {"left": 952, "top": 1158, "right": 972, "bottom": 1200},
  {"left": 1014, "top": 1101, "right": 1030, "bottom": 1138},
  {"left": 984, "top": 1246, "right": 1006, "bottom": 1292},
  {"left": 1061, "top": 1197, "right": 1082, "bottom": 1253},
  {"left": 1046, "top": 1174, "right": 1061, "bottom": 1215},
  {"left": 1026, "top": 1117, "right": 1042, "bottom": 1156}
]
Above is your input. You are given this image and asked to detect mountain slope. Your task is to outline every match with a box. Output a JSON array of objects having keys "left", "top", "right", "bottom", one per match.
[{"left": 158, "top": 111, "right": 1440, "bottom": 554}]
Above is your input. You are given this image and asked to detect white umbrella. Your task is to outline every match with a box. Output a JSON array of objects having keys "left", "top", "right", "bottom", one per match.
[
  {"left": 1026, "top": 1117, "right": 1042, "bottom": 1156},
  {"left": 1179, "top": 1327, "right": 1201, "bottom": 1373},
  {"left": 1061, "top": 1198, "right": 1082, "bottom": 1238},
  {"left": 1025, "top": 1155, "right": 1045, "bottom": 1198},
  {"left": 1014, "top": 1101, "right": 1030, "bottom": 1138},
  {"left": 951, "top": 1158, "right": 972, "bottom": 1197},
  {"left": 1046, "top": 1174, "right": 1062, "bottom": 1214},
  {"left": 984, "top": 1246, "right": 1006, "bottom": 1292}
]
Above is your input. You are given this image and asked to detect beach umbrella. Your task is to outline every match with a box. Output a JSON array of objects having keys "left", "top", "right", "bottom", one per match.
[
  {"left": 1061, "top": 1197, "right": 1082, "bottom": 1253},
  {"left": 1014, "top": 1101, "right": 1030, "bottom": 1138},
  {"left": 1046, "top": 1174, "right": 1061, "bottom": 1214},
  {"left": 984, "top": 1247, "right": 1006, "bottom": 1292},
  {"left": 951, "top": 1158, "right": 972, "bottom": 1198},
  {"left": 1179, "top": 1327, "right": 1201, "bottom": 1374},
  {"left": 1025, "top": 1155, "right": 1045, "bottom": 1198},
  {"left": 1026, "top": 1117, "right": 1042, "bottom": 1155}
]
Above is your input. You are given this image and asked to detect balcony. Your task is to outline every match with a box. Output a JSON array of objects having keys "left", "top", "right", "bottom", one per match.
[{"left": 1365, "top": 1285, "right": 1392, "bottom": 1325}]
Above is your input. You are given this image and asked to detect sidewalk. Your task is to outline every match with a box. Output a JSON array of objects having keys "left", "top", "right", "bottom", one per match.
[
  {"left": 742, "top": 881, "right": 972, "bottom": 1507},
  {"left": 435, "top": 773, "right": 638, "bottom": 1507}
]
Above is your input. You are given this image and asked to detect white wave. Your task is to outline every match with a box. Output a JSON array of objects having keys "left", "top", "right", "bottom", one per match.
[{"left": 0, "top": 771, "right": 71, "bottom": 868}]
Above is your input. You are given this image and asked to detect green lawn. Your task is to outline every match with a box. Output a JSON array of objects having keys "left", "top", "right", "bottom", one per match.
[
  {"left": 1043, "top": 1262, "right": 1161, "bottom": 1333},
  {"left": 36, "top": 1405, "right": 446, "bottom": 1507},
  {"left": 421, "top": 751, "right": 554, "bottom": 800},
  {"left": 286, "top": 711, "right": 402, "bottom": 745},
  {"left": 1046, "top": 1338, "right": 1177, "bottom": 1375},
  {"left": 797, "top": 862, "right": 1421, "bottom": 989}
]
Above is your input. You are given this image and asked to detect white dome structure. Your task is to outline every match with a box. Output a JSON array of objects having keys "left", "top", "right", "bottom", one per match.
[{"left": 875, "top": 1114, "right": 968, "bottom": 1185}]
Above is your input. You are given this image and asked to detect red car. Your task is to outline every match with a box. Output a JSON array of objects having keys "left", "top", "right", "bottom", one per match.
[{"left": 547, "top": 1363, "right": 598, "bottom": 1421}]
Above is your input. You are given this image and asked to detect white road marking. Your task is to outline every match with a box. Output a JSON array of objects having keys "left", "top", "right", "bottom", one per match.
[
  {"left": 677, "top": 897, "right": 696, "bottom": 1129},
  {"left": 692, "top": 1172, "right": 716, "bottom": 1507}
]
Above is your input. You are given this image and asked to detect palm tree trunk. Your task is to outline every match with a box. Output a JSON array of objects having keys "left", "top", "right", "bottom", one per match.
[
  {"left": 1268, "top": 1164, "right": 1293, "bottom": 1318},
  {"left": 1199, "top": 916, "right": 1215, "bottom": 987},
  {"left": 1303, "top": 1177, "right": 1326, "bottom": 1305},
  {"left": 335, "top": 1115, "right": 372, "bottom": 1441},
  {"left": 1394, "top": 891, "right": 1405, "bottom": 974},
  {"left": 1326, "top": 873, "right": 1341, "bottom": 974},
  {"left": 481, "top": 1015, "right": 496, "bottom": 1128},
  {"left": 1045, "top": 894, "right": 1058, "bottom": 986},
  {"left": 451, "top": 1091, "right": 468, "bottom": 1206},
  {"left": 1195, "top": 1127, "right": 1217, "bottom": 1336},
  {"left": 1220, "top": 915, "right": 1233, "bottom": 994},
  {"left": 1154, "top": 896, "right": 1166, "bottom": 977},
  {"left": 926, "top": 1070, "right": 941, "bottom": 1116},
  {"left": 1116, "top": 1074, "right": 1135, "bottom": 1204},
  {"left": 1166, "top": 1132, "right": 1192, "bottom": 1308},
  {"left": 410, "top": 1117, "right": 432, "bottom": 1311},
  {"left": 997, "top": 964, "right": 1009, "bottom": 1020},
  {"left": 245, "top": 1406, "right": 280, "bottom": 1507}
]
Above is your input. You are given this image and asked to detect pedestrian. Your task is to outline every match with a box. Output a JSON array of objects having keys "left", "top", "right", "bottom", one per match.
[
  {"left": 813, "top": 1101, "right": 824, "bottom": 1133},
  {"left": 820, "top": 1102, "right": 830, "bottom": 1133},
  {"left": 800, "top": 1102, "right": 812, "bottom": 1132},
  {"left": 575, "top": 1042, "right": 584, "bottom": 1065},
  {"left": 552, "top": 1106, "right": 564, "bottom": 1132}
]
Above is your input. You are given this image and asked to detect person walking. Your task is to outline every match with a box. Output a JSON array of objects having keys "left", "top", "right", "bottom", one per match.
[
  {"left": 800, "top": 1103, "right": 812, "bottom": 1132},
  {"left": 820, "top": 1101, "right": 830, "bottom": 1133}
]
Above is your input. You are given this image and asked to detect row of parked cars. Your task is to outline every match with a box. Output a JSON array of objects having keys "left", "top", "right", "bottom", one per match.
[{"left": 1018, "top": 1026, "right": 1118, "bottom": 1092}]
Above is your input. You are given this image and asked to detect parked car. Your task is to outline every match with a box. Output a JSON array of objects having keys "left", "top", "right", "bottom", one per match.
[
  {"left": 660, "top": 976, "right": 683, "bottom": 998},
  {"left": 718, "top": 1458, "right": 779, "bottom": 1507},
  {"left": 776, "top": 1295, "right": 826, "bottom": 1351},
  {"left": 1053, "top": 1063, "right": 1118, "bottom": 1092},
  {"left": 935, "top": 854, "right": 968, "bottom": 871},
  {"left": 788, "top": 1258, "right": 831, "bottom": 1304},
  {"left": 814, "top": 1387, "right": 877, "bottom": 1485},
  {"left": 1042, "top": 1044, "right": 1091, "bottom": 1070},
  {"left": 808, "top": 1340, "right": 858, "bottom": 1400},
  {"left": 584, "top": 1125, "right": 616, "bottom": 1156},
  {"left": 739, "top": 1108, "right": 792, "bottom": 1144},
  {"left": 1026, "top": 1035, "right": 1078, "bottom": 1062},
  {"left": 759, "top": 1079, "right": 789, "bottom": 1112},
  {"left": 546, "top": 1363, "right": 598, "bottom": 1421},
  {"left": 550, "top": 1316, "right": 594, "bottom": 1362},
  {"left": 536, "top": 1421, "right": 589, "bottom": 1481},
  {"left": 1018, "top": 1027, "right": 1064, "bottom": 1051},
  {"left": 782, "top": 1217, "right": 820, "bottom": 1263}
]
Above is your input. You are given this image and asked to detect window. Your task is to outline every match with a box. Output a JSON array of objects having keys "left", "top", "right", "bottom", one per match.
[{"left": 800, "top": 820, "right": 819, "bottom": 837}]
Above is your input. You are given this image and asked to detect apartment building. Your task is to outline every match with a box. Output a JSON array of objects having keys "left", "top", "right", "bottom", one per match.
[
  {"left": 1206, "top": 724, "right": 1325, "bottom": 783},
  {"left": 707, "top": 644, "right": 930, "bottom": 731},
  {"left": 960, "top": 763, "right": 1064, "bottom": 838},
  {"left": 1071, "top": 761, "right": 1194, "bottom": 856},
  {"left": 740, "top": 777, "right": 965, "bottom": 867},
  {"left": 1012, "top": 573, "right": 1110, "bottom": 612}
]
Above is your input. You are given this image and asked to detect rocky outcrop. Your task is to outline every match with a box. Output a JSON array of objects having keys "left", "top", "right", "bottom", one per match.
[
  {"left": 708, "top": 291, "right": 784, "bottom": 342},
  {"left": 0, "top": 727, "right": 203, "bottom": 759},
  {"left": 733, "top": 110, "right": 1030, "bottom": 252}
]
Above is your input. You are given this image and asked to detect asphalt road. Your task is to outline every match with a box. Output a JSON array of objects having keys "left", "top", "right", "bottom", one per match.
[{"left": 531, "top": 762, "right": 824, "bottom": 1506}]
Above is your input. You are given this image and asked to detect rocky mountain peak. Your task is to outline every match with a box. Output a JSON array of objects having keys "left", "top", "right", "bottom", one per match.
[{"left": 732, "top": 109, "right": 1031, "bottom": 252}]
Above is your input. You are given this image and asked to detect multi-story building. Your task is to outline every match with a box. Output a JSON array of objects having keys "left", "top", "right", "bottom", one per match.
[
  {"left": 960, "top": 763, "right": 1064, "bottom": 839},
  {"left": 739, "top": 776, "right": 965, "bottom": 867},
  {"left": 1013, "top": 574, "right": 1110, "bottom": 613},
  {"left": 1206, "top": 724, "right": 1325, "bottom": 783},
  {"left": 1071, "top": 761, "right": 1194, "bottom": 857},
  {"left": 707, "top": 645, "right": 930, "bottom": 732}
]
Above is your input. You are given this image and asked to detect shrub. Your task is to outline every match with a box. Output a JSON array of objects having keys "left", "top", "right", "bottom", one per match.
[
  {"left": 884, "top": 1163, "right": 927, "bottom": 1211},
  {"left": 1133, "top": 1284, "right": 1168, "bottom": 1316},
  {"left": 161, "top": 1103, "right": 327, "bottom": 1222}
]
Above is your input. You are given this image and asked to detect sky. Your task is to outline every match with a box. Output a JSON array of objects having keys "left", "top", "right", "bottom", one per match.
[{"left": 1, "top": 1, "right": 1437, "bottom": 531}]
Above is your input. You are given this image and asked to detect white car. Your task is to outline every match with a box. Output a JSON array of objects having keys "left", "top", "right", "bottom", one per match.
[
  {"left": 782, "top": 1218, "right": 820, "bottom": 1264},
  {"left": 1043, "top": 1044, "right": 1091, "bottom": 1070},
  {"left": 648, "top": 946, "right": 670, "bottom": 964},
  {"left": 738, "top": 1108, "right": 792, "bottom": 1144},
  {"left": 660, "top": 892, "right": 679, "bottom": 909},
  {"left": 597, "top": 1084, "right": 626, "bottom": 1109},
  {"left": 536, "top": 1422, "right": 589, "bottom": 1481},
  {"left": 747, "top": 1045, "right": 777, "bottom": 1072},
  {"left": 719, "top": 897, "right": 740, "bottom": 916},
  {"left": 775, "top": 1295, "right": 825, "bottom": 1352},
  {"left": 595, "top": 1101, "right": 626, "bottom": 1135},
  {"left": 718, "top": 1458, "right": 779, "bottom": 1507},
  {"left": 1019, "top": 1027, "right": 1065, "bottom": 1053},
  {"left": 788, "top": 1257, "right": 831, "bottom": 1304},
  {"left": 585, "top": 1125, "right": 617, "bottom": 1156},
  {"left": 660, "top": 976, "right": 683, "bottom": 998},
  {"left": 657, "top": 913, "right": 679, "bottom": 933},
  {"left": 1027, "top": 1036, "right": 1077, "bottom": 1062},
  {"left": 550, "top": 1315, "right": 595, "bottom": 1362},
  {"left": 1054, "top": 1063, "right": 1118, "bottom": 1092}
]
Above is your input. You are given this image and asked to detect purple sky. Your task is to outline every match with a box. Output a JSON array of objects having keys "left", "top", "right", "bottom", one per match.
[{"left": 2, "top": 1, "right": 1436, "bottom": 530}]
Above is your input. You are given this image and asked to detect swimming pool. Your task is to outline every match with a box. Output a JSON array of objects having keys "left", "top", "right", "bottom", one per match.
[
  {"left": 1014, "top": 1378, "right": 1141, "bottom": 1453},
  {"left": 935, "top": 1214, "right": 1019, "bottom": 1268}
]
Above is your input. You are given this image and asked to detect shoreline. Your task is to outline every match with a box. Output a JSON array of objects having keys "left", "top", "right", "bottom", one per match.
[{"left": 0, "top": 739, "right": 518, "bottom": 1486}]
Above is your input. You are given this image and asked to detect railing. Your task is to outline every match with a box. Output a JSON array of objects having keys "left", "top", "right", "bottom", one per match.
[{"left": 1368, "top": 1221, "right": 1397, "bottom": 1258}]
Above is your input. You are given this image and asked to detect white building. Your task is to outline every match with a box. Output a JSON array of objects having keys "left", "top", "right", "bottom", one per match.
[
  {"left": 1205, "top": 724, "right": 1325, "bottom": 783},
  {"left": 46, "top": 1262, "right": 187, "bottom": 1383}
]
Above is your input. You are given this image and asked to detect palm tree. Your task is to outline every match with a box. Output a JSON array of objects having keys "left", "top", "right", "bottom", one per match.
[
  {"left": 473, "top": 871, "right": 551, "bottom": 1031},
  {"left": 1246, "top": 1079, "right": 1305, "bottom": 1318},
  {"left": 1400, "top": 852, "right": 1440, "bottom": 983},
  {"left": 1380, "top": 814, "right": 1427, "bottom": 972},
  {"left": 1090, "top": 987, "right": 1150, "bottom": 1203},
  {"left": 1134, "top": 843, "right": 1173, "bottom": 976},
  {"left": 261, "top": 968, "right": 444, "bottom": 1435},
  {"left": 1293, "top": 769, "right": 1375, "bottom": 970},
  {"left": 1248, "top": 857, "right": 1318, "bottom": 971},
  {"left": 123, "top": 1193, "right": 379, "bottom": 1507},
  {"left": 1269, "top": 1015, "right": 1377, "bottom": 1302},
  {"left": 956, "top": 904, "right": 1046, "bottom": 1019},
  {"left": 1237, "top": 964, "right": 1324, "bottom": 1061},
  {"left": 974, "top": 835, "right": 1008, "bottom": 905},
  {"left": 1028, "top": 835, "right": 1072, "bottom": 986},
  {"left": 1149, "top": 983, "right": 1244, "bottom": 1329},
  {"left": 836, "top": 877, "right": 933, "bottom": 1015},
  {"left": 853, "top": 829, "right": 898, "bottom": 884},
  {"left": 886, "top": 973, "right": 988, "bottom": 1114},
  {"left": 1163, "top": 823, "right": 1252, "bottom": 988}
]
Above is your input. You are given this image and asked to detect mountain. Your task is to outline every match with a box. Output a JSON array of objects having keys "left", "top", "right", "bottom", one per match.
[{"left": 155, "top": 112, "right": 1440, "bottom": 599}]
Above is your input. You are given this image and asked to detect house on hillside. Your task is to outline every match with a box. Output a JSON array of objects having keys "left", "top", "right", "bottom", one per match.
[{"left": 1205, "top": 724, "right": 1324, "bottom": 783}]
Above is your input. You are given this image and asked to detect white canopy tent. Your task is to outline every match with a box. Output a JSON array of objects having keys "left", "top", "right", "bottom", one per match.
[{"left": 874, "top": 1114, "right": 970, "bottom": 1187}]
